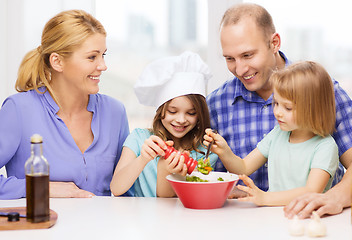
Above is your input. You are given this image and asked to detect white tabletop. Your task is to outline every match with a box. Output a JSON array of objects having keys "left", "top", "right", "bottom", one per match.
[{"left": 0, "top": 197, "right": 351, "bottom": 240}]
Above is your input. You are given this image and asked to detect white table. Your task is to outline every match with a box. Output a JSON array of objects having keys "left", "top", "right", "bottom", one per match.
[{"left": 0, "top": 197, "right": 351, "bottom": 240}]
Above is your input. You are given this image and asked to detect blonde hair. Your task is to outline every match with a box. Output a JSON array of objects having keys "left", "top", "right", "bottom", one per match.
[
  {"left": 15, "top": 9, "right": 106, "bottom": 94},
  {"left": 152, "top": 94, "right": 210, "bottom": 153},
  {"left": 271, "top": 61, "right": 336, "bottom": 137},
  {"left": 221, "top": 3, "right": 275, "bottom": 42}
]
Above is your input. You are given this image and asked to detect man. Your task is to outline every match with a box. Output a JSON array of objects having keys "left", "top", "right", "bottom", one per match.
[{"left": 207, "top": 3, "right": 352, "bottom": 193}]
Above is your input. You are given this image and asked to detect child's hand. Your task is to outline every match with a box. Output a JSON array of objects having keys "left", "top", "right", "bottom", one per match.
[
  {"left": 140, "top": 135, "right": 167, "bottom": 164},
  {"left": 227, "top": 185, "right": 249, "bottom": 199},
  {"left": 203, "top": 128, "right": 232, "bottom": 158},
  {"left": 236, "top": 174, "right": 266, "bottom": 206},
  {"left": 163, "top": 150, "right": 187, "bottom": 176}
]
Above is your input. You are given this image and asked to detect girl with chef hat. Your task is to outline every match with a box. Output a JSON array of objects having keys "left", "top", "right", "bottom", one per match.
[{"left": 110, "top": 51, "right": 217, "bottom": 197}]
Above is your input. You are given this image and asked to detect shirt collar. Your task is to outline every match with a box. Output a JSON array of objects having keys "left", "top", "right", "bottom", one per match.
[
  {"left": 87, "top": 94, "right": 96, "bottom": 113},
  {"left": 42, "top": 87, "right": 59, "bottom": 114},
  {"left": 279, "top": 51, "right": 291, "bottom": 66},
  {"left": 232, "top": 50, "right": 289, "bottom": 104},
  {"left": 42, "top": 86, "right": 97, "bottom": 114}
]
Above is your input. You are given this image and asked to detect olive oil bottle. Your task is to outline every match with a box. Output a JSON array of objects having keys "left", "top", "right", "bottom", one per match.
[{"left": 25, "top": 134, "right": 50, "bottom": 223}]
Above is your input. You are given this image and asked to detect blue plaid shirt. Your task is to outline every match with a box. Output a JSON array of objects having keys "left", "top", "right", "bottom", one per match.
[{"left": 207, "top": 51, "right": 351, "bottom": 191}]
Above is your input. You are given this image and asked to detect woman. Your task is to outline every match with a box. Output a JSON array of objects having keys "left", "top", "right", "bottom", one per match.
[{"left": 0, "top": 10, "right": 130, "bottom": 199}]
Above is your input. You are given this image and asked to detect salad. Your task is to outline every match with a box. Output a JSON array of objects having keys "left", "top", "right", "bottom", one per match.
[
  {"left": 186, "top": 176, "right": 224, "bottom": 182},
  {"left": 196, "top": 158, "right": 213, "bottom": 175},
  {"left": 185, "top": 158, "right": 225, "bottom": 182}
]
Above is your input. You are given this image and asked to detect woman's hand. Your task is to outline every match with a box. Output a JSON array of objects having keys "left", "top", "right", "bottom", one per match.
[
  {"left": 236, "top": 174, "right": 266, "bottom": 206},
  {"left": 50, "top": 182, "right": 94, "bottom": 198},
  {"left": 140, "top": 135, "right": 167, "bottom": 164}
]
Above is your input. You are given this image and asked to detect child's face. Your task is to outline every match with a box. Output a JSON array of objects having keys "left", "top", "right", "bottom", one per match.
[
  {"left": 161, "top": 96, "right": 198, "bottom": 140},
  {"left": 273, "top": 89, "right": 298, "bottom": 132}
]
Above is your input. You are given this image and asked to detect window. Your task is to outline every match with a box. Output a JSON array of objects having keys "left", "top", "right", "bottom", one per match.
[
  {"left": 95, "top": 0, "right": 208, "bottom": 130},
  {"left": 1, "top": 0, "right": 352, "bottom": 131},
  {"left": 246, "top": 0, "right": 352, "bottom": 96}
]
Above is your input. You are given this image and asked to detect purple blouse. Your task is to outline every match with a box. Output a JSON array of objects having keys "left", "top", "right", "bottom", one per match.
[{"left": 0, "top": 88, "right": 130, "bottom": 199}]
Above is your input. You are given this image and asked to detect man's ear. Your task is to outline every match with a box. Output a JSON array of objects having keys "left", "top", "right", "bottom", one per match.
[
  {"left": 49, "top": 53, "right": 64, "bottom": 72},
  {"left": 270, "top": 32, "right": 281, "bottom": 54}
]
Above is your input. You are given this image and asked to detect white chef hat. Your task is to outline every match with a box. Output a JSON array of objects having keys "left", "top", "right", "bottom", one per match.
[{"left": 134, "top": 51, "right": 212, "bottom": 109}]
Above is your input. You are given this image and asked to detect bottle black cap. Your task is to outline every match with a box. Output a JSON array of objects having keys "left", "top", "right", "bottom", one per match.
[{"left": 7, "top": 212, "right": 20, "bottom": 222}]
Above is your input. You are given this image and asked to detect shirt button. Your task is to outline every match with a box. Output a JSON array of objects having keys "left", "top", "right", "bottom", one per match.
[
  {"left": 263, "top": 105, "right": 268, "bottom": 109},
  {"left": 263, "top": 134, "right": 267, "bottom": 137},
  {"left": 264, "top": 163, "right": 268, "bottom": 167}
]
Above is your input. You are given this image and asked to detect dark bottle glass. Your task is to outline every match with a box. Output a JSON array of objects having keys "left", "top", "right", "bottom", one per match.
[{"left": 25, "top": 134, "right": 50, "bottom": 223}]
